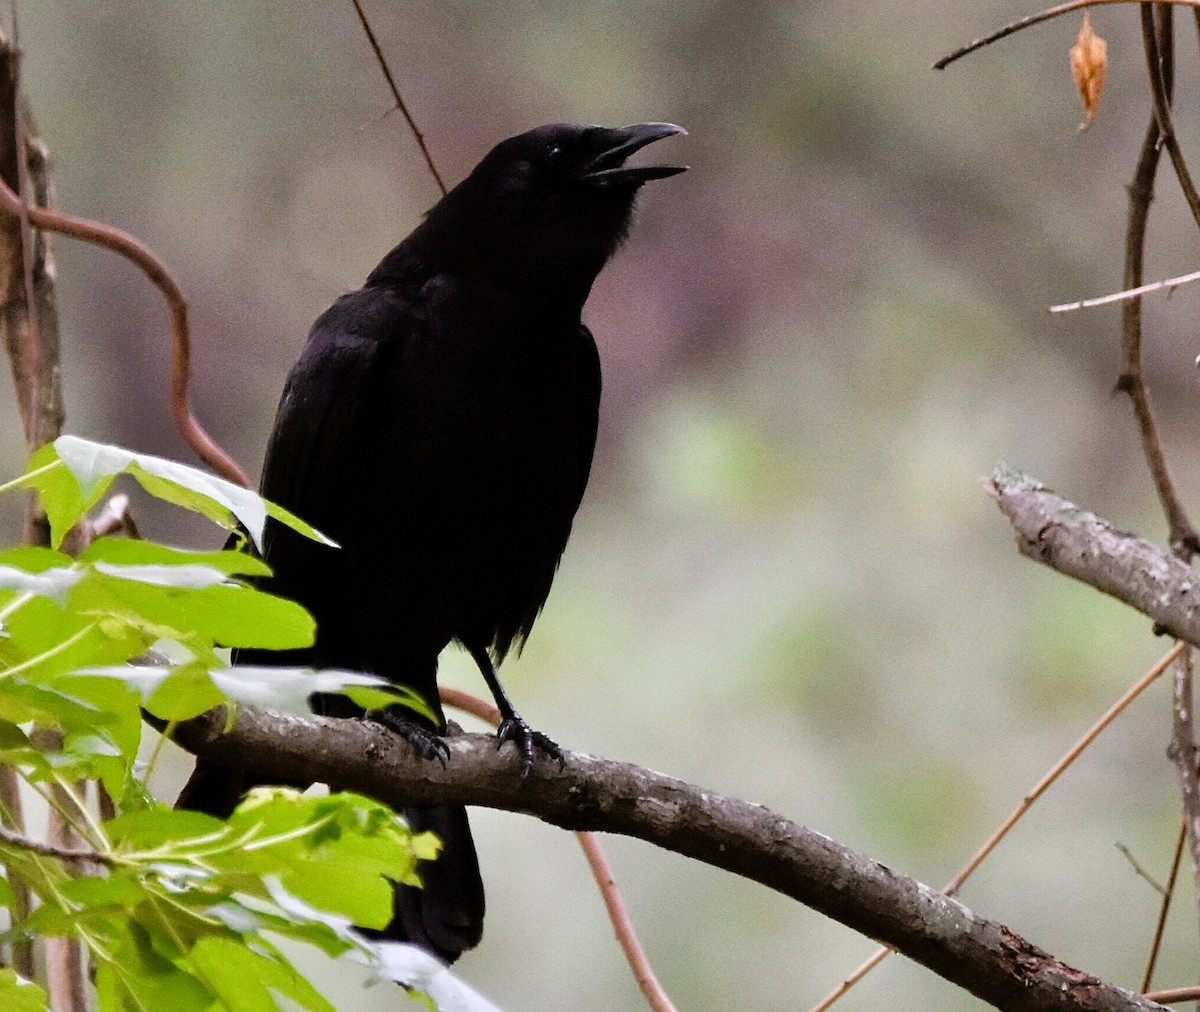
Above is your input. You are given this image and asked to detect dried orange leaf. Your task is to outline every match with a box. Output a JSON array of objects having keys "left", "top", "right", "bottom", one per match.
[{"left": 1070, "top": 12, "right": 1107, "bottom": 130}]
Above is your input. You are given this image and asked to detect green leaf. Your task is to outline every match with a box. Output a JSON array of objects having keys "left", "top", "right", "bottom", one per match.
[
  {"left": 0, "top": 968, "right": 49, "bottom": 1012},
  {"left": 191, "top": 934, "right": 334, "bottom": 1012},
  {"left": 93, "top": 920, "right": 212, "bottom": 1012},
  {"left": 0, "top": 720, "right": 30, "bottom": 749},
  {"left": 9, "top": 436, "right": 336, "bottom": 552},
  {"left": 8, "top": 442, "right": 89, "bottom": 547},
  {"left": 3, "top": 594, "right": 137, "bottom": 681},
  {"left": 105, "top": 805, "right": 225, "bottom": 851},
  {"left": 82, "top": 536, "right": 272, "bottom": 578},
  {"left": 68, "top": 567, "right": 314, "bottom": 653},
  {"left": 0, "top": 679, "right": 108, "bottom": 737},
  {"left": 143, "top": 666, "right": 228, "bottom": 721},
  {"left": 59, "top": 874, "right": 148, "bottom": 908},
  {"left": 92, "top": 561, "right": 232, "bottom": 590}
]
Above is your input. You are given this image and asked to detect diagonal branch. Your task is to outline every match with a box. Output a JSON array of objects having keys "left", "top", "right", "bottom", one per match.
[
  {"left": 987, "top": 464, "right": 1200, "bottom": 644},
  {"left": 168, "top": 706, "right": 1165, "bottom": 1011},
  {"left": 988, "top": 464, "right": 1200, "bottom": 925},
  {"left": 349, "top": 0, "right": 447, "bottom": 197}
]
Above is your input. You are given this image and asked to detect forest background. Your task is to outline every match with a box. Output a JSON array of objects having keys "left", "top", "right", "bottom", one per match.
[{"left": 3, "top": 3, "right": 1189, "bottom": 1009}]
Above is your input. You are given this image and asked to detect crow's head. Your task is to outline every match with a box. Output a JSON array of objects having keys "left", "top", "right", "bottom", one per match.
[
  {"left": 411, "top": 122, "right": 687, "bottom": 300},
  {"left": 491, "top": 121, "right": 688, "bottom": 190}
]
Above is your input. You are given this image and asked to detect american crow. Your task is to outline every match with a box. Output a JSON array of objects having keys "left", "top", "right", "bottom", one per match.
[{"left": 178, "top": 122, "right": 686, "bottom": 962}]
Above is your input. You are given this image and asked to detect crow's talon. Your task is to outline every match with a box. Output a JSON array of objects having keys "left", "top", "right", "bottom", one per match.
[
  {"left": 371, "top": 710, "right": 450, "bottom": 767},
  {"left": 495, "top": 717, "right": 562, "bottom": 778}
]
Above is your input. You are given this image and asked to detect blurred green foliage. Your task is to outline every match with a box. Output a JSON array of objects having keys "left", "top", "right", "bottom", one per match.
[{"left": 0, "top": 437, "right": 452, "bottom": 1011}]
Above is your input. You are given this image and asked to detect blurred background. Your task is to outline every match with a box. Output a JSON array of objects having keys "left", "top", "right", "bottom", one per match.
[{"left": 6, "top": 2, "right": 1200, "bottom": 1008}]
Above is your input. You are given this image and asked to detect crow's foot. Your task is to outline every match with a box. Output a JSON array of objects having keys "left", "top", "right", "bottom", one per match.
[
  {"left": 495, "top": 715, "right": 563, "bottom": 779},
  {"left": 370, "top": 709, "right": 450, "bottom": 767}
]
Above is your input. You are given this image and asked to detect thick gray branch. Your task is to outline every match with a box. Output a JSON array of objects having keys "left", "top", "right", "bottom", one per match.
[
  {"left": 171, "top": 707, "right": 1163, "bottom": 1011},
  {"left": 987, "top": 463, "right": 1200, "bottom": 644}
]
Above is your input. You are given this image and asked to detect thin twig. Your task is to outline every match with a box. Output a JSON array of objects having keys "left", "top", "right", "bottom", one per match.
[
  {"left": 935, "top": 0, "right": 1200, "bottom": 71},
  {"left": 1049, "top": 267, "right": 1200, "bottom": 312},
  {"left": 1116, "top": 36, "right": 1199, "bottom": 557},
  {"left": 1116, "top": 843, "right": 1167, "bottom": 896},
  {"left": 349, "top": 0, "right": 447, "bottom": 197},
  {"left": 438, "top": 685, "right": 676, "bottom": 1012},
  {"left": 809, "top": 642, "right": 1181, "bottom": 1011},
  {"left": 1141, "top": 819, "right": 1186, "bottom": 993},
  {"left": 1140, "top": 6, "right": 1200, "bottom": 231},
  {"left": 578, "top": 832, "right": 677, "bottom": 1012},
  {"left": 0, "top": 821, "right": 109, "bottom": 865},
  {"left": 1145, "top": 985, "right": 1200, "bottom": 1004},
  {"left": 0, "top": 175, "right": 249, "bottom": 487}
]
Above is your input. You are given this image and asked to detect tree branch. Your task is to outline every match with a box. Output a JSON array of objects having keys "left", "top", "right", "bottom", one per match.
[
  {"left": 168, "top": 706, "right": 1164, "bottom": 1011},
  {"left": 987, "top": 464, "right": 1200, "bottom": 646},
  {"left": 935, "top": 1, "right": 1200, "bottom": 71}
]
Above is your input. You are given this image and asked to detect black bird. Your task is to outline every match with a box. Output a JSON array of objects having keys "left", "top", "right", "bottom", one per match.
[{"left": 178, "top": 122, "right": 686, "bottom": 962}]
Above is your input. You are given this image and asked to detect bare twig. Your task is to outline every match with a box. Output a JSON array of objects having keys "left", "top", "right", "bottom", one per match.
[
  {"left": 1049, "top": 268, "right": 1200, "bottom": 312},
  {"left": 0, "top": 822, "right": 108, "bottom": 865},
  {"left": 1116, "top": 62, "right": 1199, "bottom": 556},
  {"left": 1141, "top": 820, "right": 1186, "bottom": 992},
  {"left": 1125, "top": 10, "right": 1200, "bottom": 936},
  {"left": 1145, "top": 986, "right": 1200, "bottom": 1004},
  {"left": 349, "top": 0, "right": 447, "bottom": 197},
  {"left": 1116, "top": 843, "right": 1167, "bottom": 896},
  {"left": 987, "top": 466, "right": 1200, "bottom": 639},
  {"left": 948, "top": 645, "right": 1178, "bottom": 892},
  {"left": 30, "top": 728, "right": 89, "bottom": 1012},
  {"left": 439, "top": 685, "right": 676, "bottom": 1012},
  {"left": 578, "top": 832, "right": 678, "bottom": 1012},
  {"left": 1139, "top": 7, "right": 1200, "bottom": 230},
  {"left": 0, "top": 20, "right": 53, "bottom": 983},
  {"left": 1168, "top": 645, "right": 1200, "bottom": 922},
  {"left": 811, "top": 642, "right": 1180, "bottom": 1011},
  {"left": 935, "top": 0, "right": 1200, "bottom": 71}
]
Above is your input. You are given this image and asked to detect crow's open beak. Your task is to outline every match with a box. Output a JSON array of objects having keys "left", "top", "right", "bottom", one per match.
[{"left": 580, "top": 123, "right": 688, "bottom": 187}]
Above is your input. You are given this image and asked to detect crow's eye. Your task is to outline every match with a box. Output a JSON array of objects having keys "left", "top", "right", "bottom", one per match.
[{"left": 545, "top": 142, "right": 567, "bottom": 165}]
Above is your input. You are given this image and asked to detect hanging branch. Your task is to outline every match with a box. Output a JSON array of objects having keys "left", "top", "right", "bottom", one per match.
[{"left": 1122, "top": 10, "right": 1200, "bottom": 931}]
